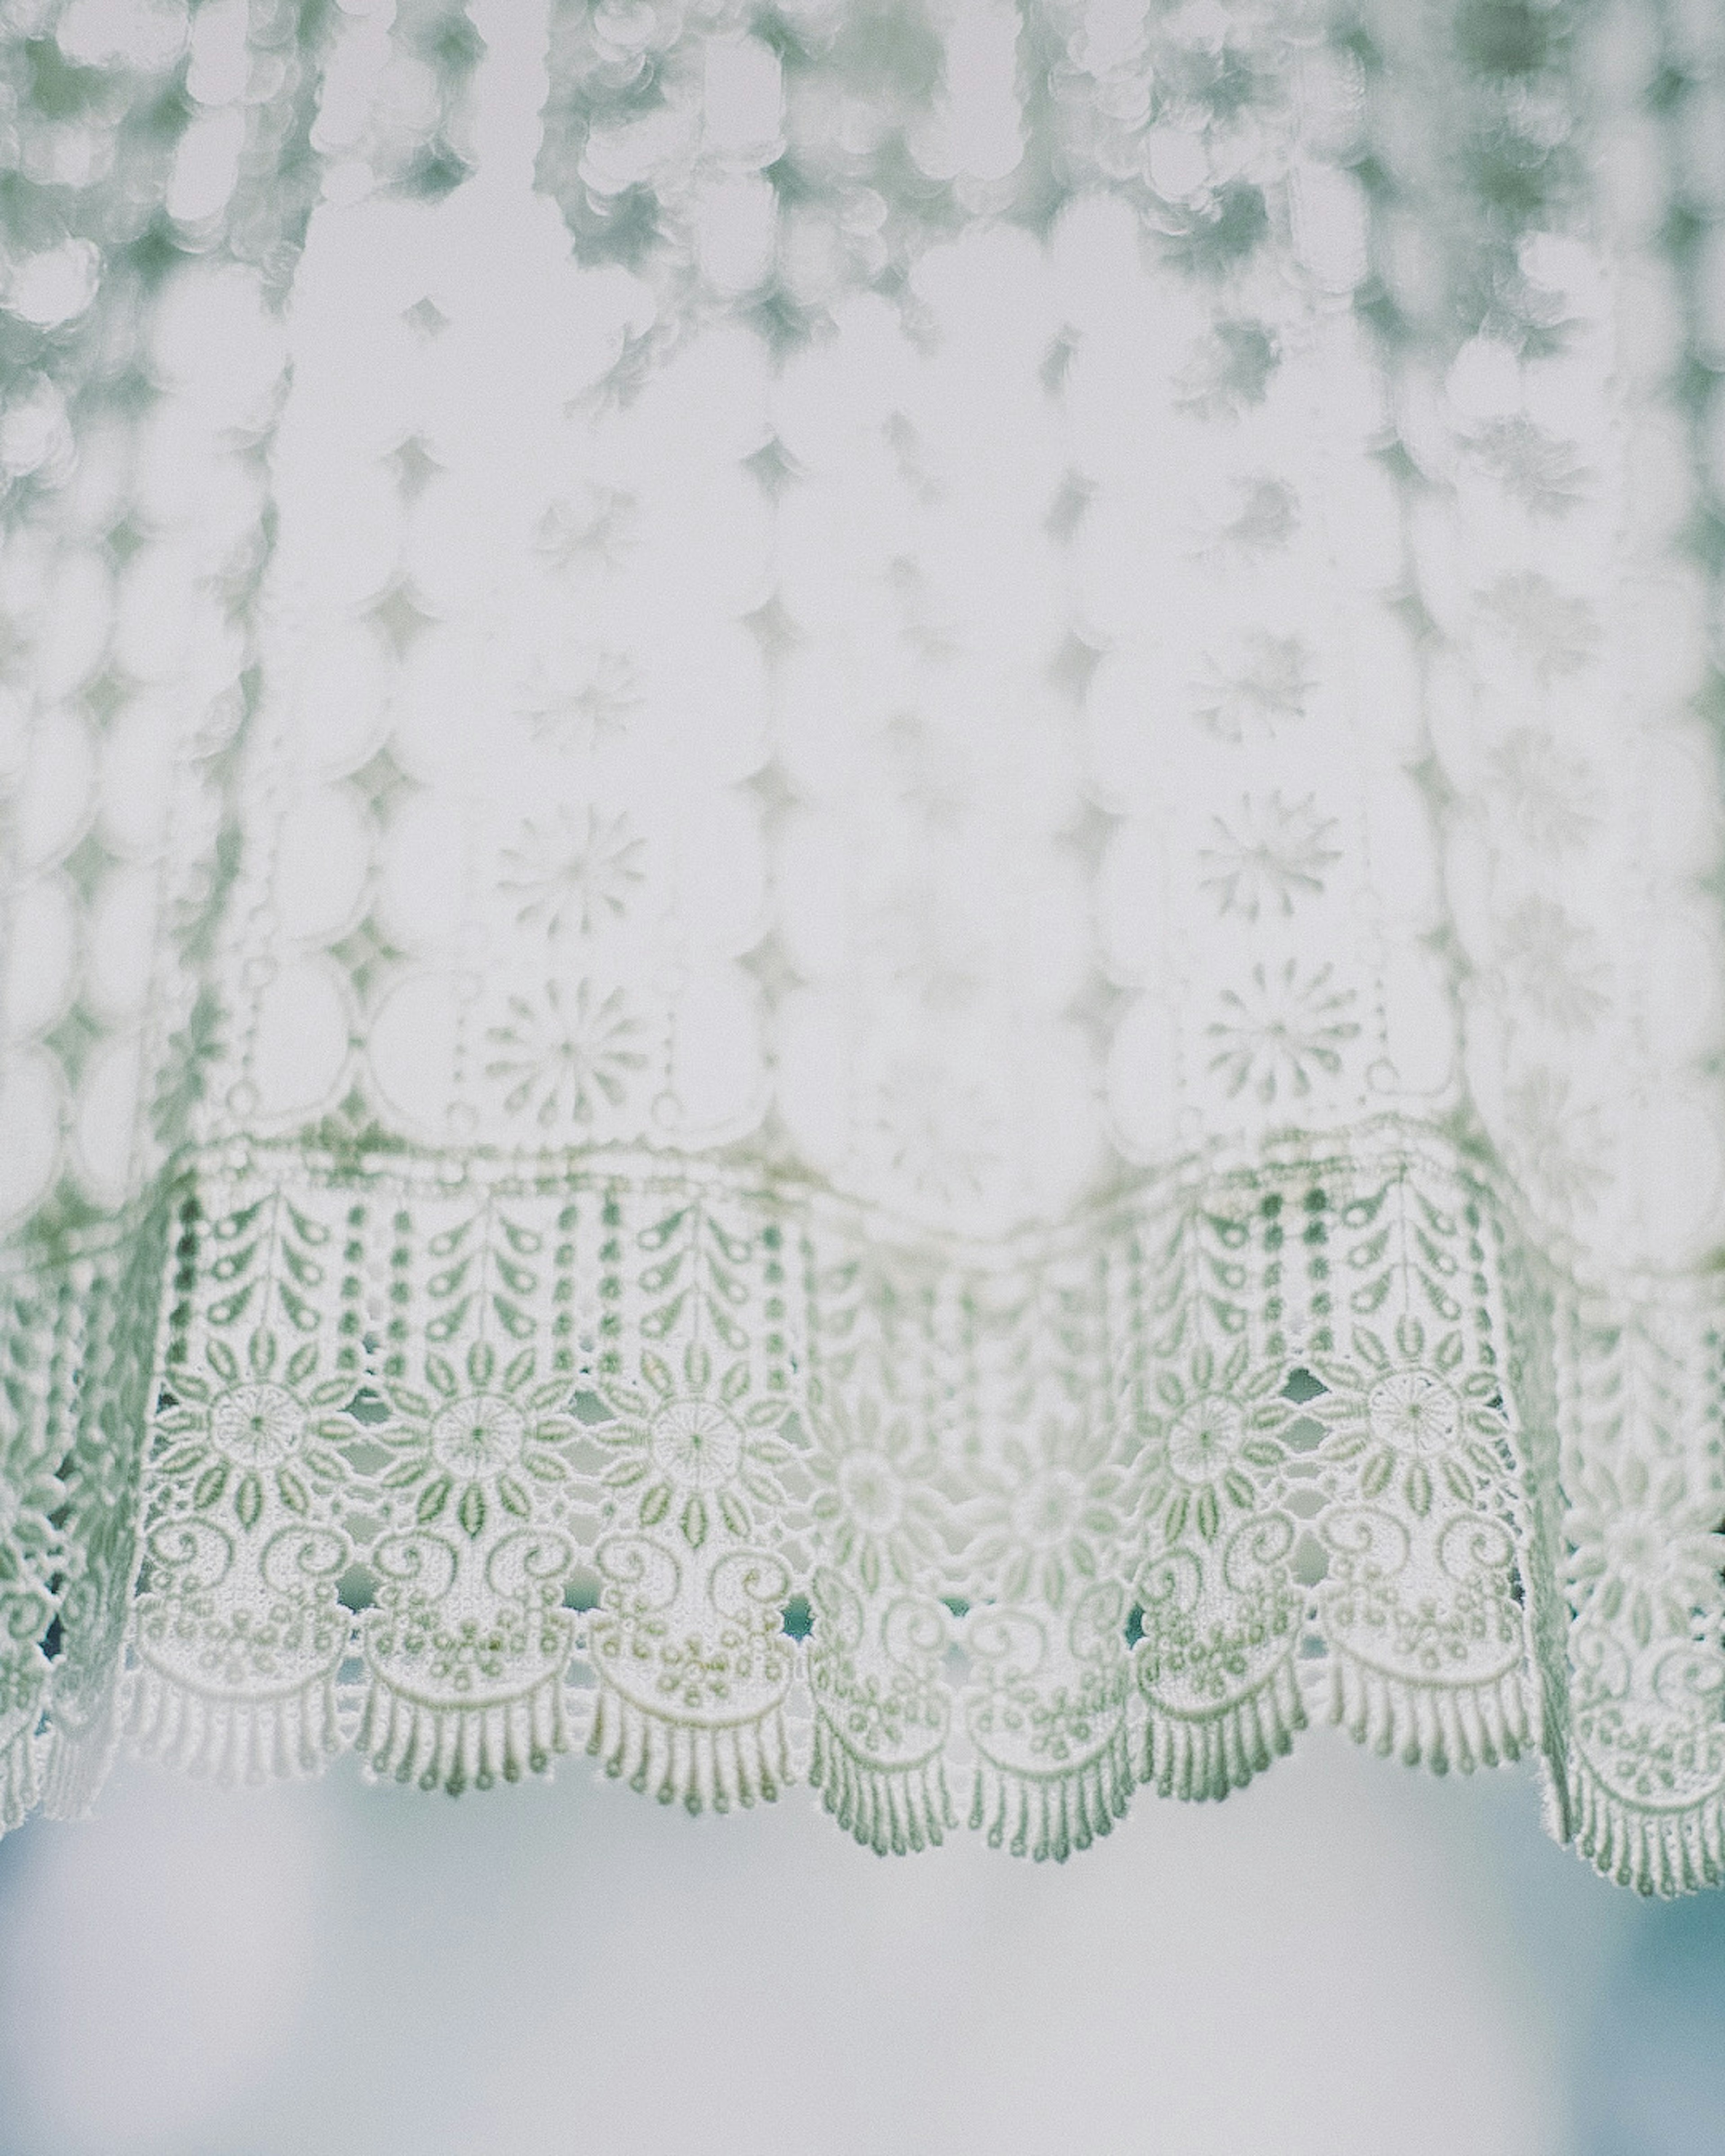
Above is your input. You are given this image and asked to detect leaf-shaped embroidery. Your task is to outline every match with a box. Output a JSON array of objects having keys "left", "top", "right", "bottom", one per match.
[{"left": 234, "top": 1471, "right": 263, "bottom": 1531}]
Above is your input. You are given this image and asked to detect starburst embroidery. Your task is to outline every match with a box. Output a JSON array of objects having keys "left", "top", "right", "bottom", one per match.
[
  {"left": 1504, "top": 1067, "right": 1611, "bottom": 1217},
  {"left": 483, "top": 978, "right": 650, "bottom": 1129},
  {"left": 1496, "top": 896, "right": 1608, "bottom": 1032},
  {"left": 1206, "top": 960, "right": 1360, "bottom": 1105},
  {"left": 1199, "top": 792, "right": 1340, "bottom": 920},
  {"left": 1477, "top": 572, "right": 1598, "bottom": 678},
  {"left": 1486, "top": 729, "right": 1598, "bottom": 854},
  {"left": 518, "top": 642, "right": 643, "bottom": 751},
  {"left": 499, "top": 806, "right": 647, "bottom": 941},
  {"left": 1191, "top": 632, "right": 1315, "bottom": 742},
  {"left": 1568, "top": 1455, "right": 1725, "bottom": 1647}
]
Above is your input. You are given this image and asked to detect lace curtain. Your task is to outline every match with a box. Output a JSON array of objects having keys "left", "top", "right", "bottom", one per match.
[{"left": 2, "top": 0, "right": 1723, "bottom": 1895}]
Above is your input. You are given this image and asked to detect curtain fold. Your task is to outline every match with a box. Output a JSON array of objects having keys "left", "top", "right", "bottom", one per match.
[{"left": 1, "top": 0, "right": 1723, "bottom": 1891}]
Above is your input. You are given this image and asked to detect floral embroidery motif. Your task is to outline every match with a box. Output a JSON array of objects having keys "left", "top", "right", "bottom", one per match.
[
  {"left": 1495, "top": 897, "right": 1608, "bottom": 1032},
  {"left": 1568, "top": 1457, "right": 1725, "bottom": 1648},
  {"left": 517, "top": 641, "right": 642, "bottom": 750},
  {"left": 1191, "top": 631, "right": 1315, "bottom": 742},
  {"left": 1504, "top": 1068, "right": 1611, "bottom": 1219},
  {"left": 966, "top": 1418, "right": 1126, "bottom": 1611},
  {"left": 805, "top": 1389, "right": 946, "bottom": 1595},
  {"left": 499, "top": 807, "right": 646, "bottom": 941},
  {"left": 593, "top": 1342, "right": 792, "bottom": 1551},
  {"left": 1135, "top": 1345, "right": 1288, "bottom": 1547},
  {"left": 1478, "top": 572, "right": 1599, "bottom": 678},
  {"left": 483, "top": 978, "right": 650, "bottom": 1129},
  {"left": 1470, "top": 417, "right": 1592, "bottom": 516},
  {"left": 149, "top": 1333, "right": 353, "bottom": 1536},
  {"left": 1313, "top": 1320, "right": 1509, "bottom": 1521},
  {"left": 377, "top": 1344, "right": 580, "bottom": 1540},
  {"left": 1205, "top": 960, "right": 1360, "bottom": 1105},
  {"left": 1486, "top": 729, "right": 1599, "bottom": 854},
  {"left": 1199, "top": 792, "right": 1340, "bottom": 920}
]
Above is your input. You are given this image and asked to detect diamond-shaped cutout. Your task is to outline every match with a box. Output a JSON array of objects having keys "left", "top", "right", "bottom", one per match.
[
  {"left": 82, "top": 667, "right": 132, "bottom": 731},
  {"left": 743, "top": 433, "right": 803, "bottom": 496},
  {"left": 741, "top": 593, "right": 799, "bottom": 659},
  {"left": 43, "top": 1001, "right": 105, "bottom": 1087},
  {"left": 330, "top": 912, "right": 405, "bottom": 1005},
  {"left": 1062, "top": 968, "right": 1129, "bottom": 1057},
  {"left": 742, "top": 757, "right": 801, "bottom": 828},
  {"left": 1057, "top": 798, "right": 1119, "bottom": 875},
  {"left": 740, "top": 929, "right": 803, "bottom": 1006},
  {"left": 384, "top": 435, "right": 442, "bottom": 501},
  {"left": 368, "top": 583, "right": 433, "bottom": 659},
  {"left": 347, "top": 742, "right": 415, "bottom": 824},
  {"left": 402, "top": 295, "right": 450, "bottom": 340},
  {"left": 61, "top": 826, "right": 118, "bottom": 901},
  {"left": 1047, "top": 630, "right": 1106, "bottom": 703}
]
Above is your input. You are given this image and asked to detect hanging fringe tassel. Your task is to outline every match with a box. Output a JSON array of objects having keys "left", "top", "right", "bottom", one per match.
[
  {"left": 1141, "top": 1656, "right": 1305, "bottom": 1800},
  {"left": 1322, "top": 1651, "right": 1530, "bottom": 1773},
  {"left": 968, "top": 1719, "right": 1133, "bottom": 1861},
  {"left": 0, "top": 1725, "right": 40, "bottom": 1833},
  {"left": 1569, "top": 1763, "right": 1725, "bottom": 1897},
  {"left": 358, "top": 1669, "right": 570, "bottom": 1794},
  {"left": 810, "top": 1712, "right": 954, "bottom": 1854},
  {"left": 588, "top": 1683, "right": 788, "bottom": 1816},
  {"left": 39, "top": 1703, "right": 120, "bottom": 1821},
  {"left": 123, "top": 1662, "right": 343, "bottom": 1783}
]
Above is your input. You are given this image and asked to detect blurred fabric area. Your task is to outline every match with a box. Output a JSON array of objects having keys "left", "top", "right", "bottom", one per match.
[{"left": 1, "top": 1743, "right": 1717, "bottom": 2156}]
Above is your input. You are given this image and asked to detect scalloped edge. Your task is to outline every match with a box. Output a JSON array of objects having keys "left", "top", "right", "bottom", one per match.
[
  {"left": 1141, "top": 1653, "right": 1305, "bottom": 1800},
  {"left": 358, "top": 1668, "right": 571, "bottom": 1794},
  {"left": 124, "top": 1662, "right": 343, "bottom": 1783},
  {"left": 588, "top": 1684, "right": 788, "bottom": 1814},
  {"left": 1322, "top": 1652, "right": 1530, "bottom": 1774},
  {"left": 811, "top": 1711, "right": 955, "bottom": 1853},
  {"left": 969, "top": 1721, "right": 1133, "bottom": 1862},
  {"left": 1569, "top": 1761, "right": 1725, "bottom": 1896}
]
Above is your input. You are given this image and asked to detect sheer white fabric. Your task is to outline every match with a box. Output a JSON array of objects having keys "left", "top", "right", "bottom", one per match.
[{"left": 2, "top": 0, "right": 1724, "bottom": 1890}]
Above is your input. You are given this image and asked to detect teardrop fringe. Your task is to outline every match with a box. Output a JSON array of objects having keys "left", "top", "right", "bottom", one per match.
[
  {"left": 1141, "top": 1657, "right": 1305, "bottom": 1800},
  {"left": 1569, "top": 1763, "right": 1725, "bottom": 1897},
  {"left": 124, "top": 1663, "right": 342, "bottom": 1783},
  {"left": 588, "top": 1683, "right": 788, "bottom": 1815},
  {"left": 0, "top": 1726, "right": 40, "bottom": 1833},
  {"left": 968, "top": 1721, "right": 1132, "bottom": 1860},
  {"left": 39, "top": 1708, "right": 119, "bottom": 1822},
  {"left": 358, "top": 1671, "right": 570, "bottom": 1795},
  {"left": 811, "top": 1712, "right": 955, "bottom": 1854},
  {"left": 1322, "top": 1652, "right": 1529, "bottom": 1773}
]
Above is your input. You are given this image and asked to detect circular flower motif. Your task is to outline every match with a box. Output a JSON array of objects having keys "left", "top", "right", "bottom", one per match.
[
  {"left": 429, "top": 1393, "right": 527, "bottom": 1476},
  {"left": 1366, "top": 1370, "right": 1460, "bottom": 1456},
  {"left": 1312, "top": 1317, "right": 1512, "bottom": 1523},
  {"left": 649, "top": 1397, "right": 744, "bottom": 1490},
  {"left": 212, "top": 1383, "right": 305, "bottom": 1467},
  {"left": 595, "top": 1341, "right": 792, "bottom": 1552},
  {"left": 805, "top": 1390, "right": 945, "bottom": 1595},
  {"left": 1009, "top": 1467, "right": 1084, "bottom": 1551},
  {"left": 145, "top": 1331, "right": 355, "bottom": 1540},
  {"left": 968, "top": 1419, "right": 1123, "bottom": 1609},
  {"left": 1134, "top": 1344, "right": 1287, "bottom": 1546},
  {"left": 381, "top": 1342, "right": 580, "bottom": 1543},
  {"left": 1166, "top": 1397, "right": 1246, "bottom": 1487},
  {"left": 1568, "top": 1454, "right": 1725, "bottom": 1649},
  {"left": 838, "top": 1450, "right": 904, "bottom": 1535}
]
